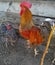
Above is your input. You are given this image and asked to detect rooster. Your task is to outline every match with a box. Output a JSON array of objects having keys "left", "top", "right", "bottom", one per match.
[{"left": 19, "top": 1, "right": 44, "bottom": 56}]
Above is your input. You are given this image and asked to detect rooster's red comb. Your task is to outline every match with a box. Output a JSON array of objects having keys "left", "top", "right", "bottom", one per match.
[{"left": 20, "top": 1, "right": 32, "bottom": 8}]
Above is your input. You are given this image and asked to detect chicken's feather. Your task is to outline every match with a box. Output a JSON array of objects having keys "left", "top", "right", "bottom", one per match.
[{"left": 19, "top": 6, "right": 44, "bottom": 47}]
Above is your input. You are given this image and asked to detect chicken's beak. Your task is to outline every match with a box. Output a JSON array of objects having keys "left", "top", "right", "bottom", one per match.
[
  {"left": 20, "top": 9, "right": 23, "bottom": 16},
  {"left": 20, "top": 7, "right": 25, "bottom": 16}
]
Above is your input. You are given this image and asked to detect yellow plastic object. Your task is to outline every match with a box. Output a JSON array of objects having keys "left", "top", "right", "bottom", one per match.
[{"left": 40, "top": 26, "right": 55, "bottom": 65}]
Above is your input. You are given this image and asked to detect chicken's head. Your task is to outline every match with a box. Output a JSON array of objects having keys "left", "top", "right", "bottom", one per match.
[{"left": 20, "top": 1, "right": 32, "bottom": 16}]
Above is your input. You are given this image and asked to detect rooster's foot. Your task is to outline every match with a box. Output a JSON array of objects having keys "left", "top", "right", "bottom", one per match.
[{"left": 34, "top": 48, "right": 39, "bottom": 56}]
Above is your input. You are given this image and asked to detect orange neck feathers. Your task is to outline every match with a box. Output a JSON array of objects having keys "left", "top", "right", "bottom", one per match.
[{"left": 20, "top": 6, "right": 34, "bottom": 30}]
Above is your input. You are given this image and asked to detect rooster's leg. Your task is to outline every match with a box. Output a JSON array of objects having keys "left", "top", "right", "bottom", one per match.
[
  {"left": 27, "top": 40, "right": 31, "bottom": 48},
  {"left": 10, "top": 37, "right": 15, "bottom": 46},
  {"left": 5, "top": 38, "right": 8, "bottom": 48},
  {"left": 34, "top": 48, "right": 39, "bottom": 56}
]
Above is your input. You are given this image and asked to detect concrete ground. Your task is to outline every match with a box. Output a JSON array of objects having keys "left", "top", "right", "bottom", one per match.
[
  {"left": 0, "top": 12, "right": 55, "bottom": 65},
  {"left": 0, "top": 37, "right": 55, "bottom": 65}
]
